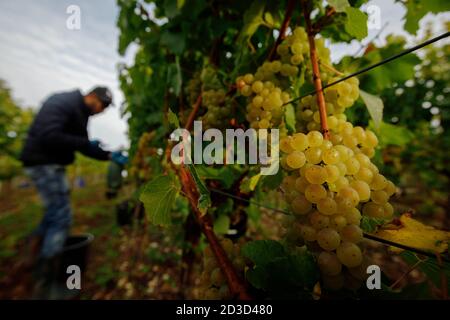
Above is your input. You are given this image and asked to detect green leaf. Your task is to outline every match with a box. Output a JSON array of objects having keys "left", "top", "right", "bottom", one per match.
[
  {"left": 284, "top": 103, "right": 296, "bottom": 133},
  {"left": 401, "top": 251, "right": 450, "bottom": 288},
  {"left": 164, "top": 0, "right": 179, "bottom": 18},
  {"left": 161, "top": 31, "right": 185, "bottom": 55},
  {"left": 213, "top": 214, "right": 230, "bottom": 235},
  {"left": 328, "top": 0, "right": 349, "bottom": 12},
  {"left": 361, "top": 215, "right": 386, "bottom": 233},
  {"left": 139, "top": 175, "right": 180, "bottom": 225},
  {"left": 242, "top": 240, "right": 286, "bottom": 266},
  {"left": 195, "top": 165, "right": 243, "bottom": 189},
  {"left": 167, "top": 57, "right": 182, "bottom": 96},
  {"left": 372, "top": 121, "right": 415, "bottom": 147},
  {"left": 344, "top": 7, "right": 368, "bottom": 40},
  {"left": 168, "top": 108, "right": 180, "bottom": 128},
  {"left": 261, "top": 168, "right": 284, "bottom": 189},
  {"left": 237, "top": 1, "right": 266, "bottom": 48},
  {"left": 404, "top": 0, "right": 450, "bottom": 35},
  {"left": 249, "top": 174, "right": 261, "bottom": 191},
  {"left": 359, "top": 89, "right": 383, "bottom": 130}
]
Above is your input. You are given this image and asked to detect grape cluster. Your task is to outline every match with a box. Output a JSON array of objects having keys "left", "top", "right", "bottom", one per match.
[
  {"left": 129, "top": 132, "right": 157, "bottom": 181},
  {"left": 201, "top": 89, "right": 230, "bottom": 129},
  {"left": 279, "top": 130, "right": 396, "bottom": 290},
  {"left": 196, "top": 238, "right": 246, "bottom": 300}
]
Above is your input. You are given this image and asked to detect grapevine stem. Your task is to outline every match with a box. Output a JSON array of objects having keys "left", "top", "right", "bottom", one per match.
[
  {"left": 302, "top": 0, "right": 330, "bottom": 139},
  {"left": 268, "top": 0, "right": 296, "bottom": 61},
  {"left": 388, "top": 256, "right": 425, "bottom": 290},
  {"left": 179, "top": 167, "right": 252, "bottom": 300},
  {"left": 185, "top": 94, "right": 202, "bottom": 131}
]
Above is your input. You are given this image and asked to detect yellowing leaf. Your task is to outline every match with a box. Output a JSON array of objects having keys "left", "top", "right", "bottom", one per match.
[{"left": 373, "top": 213, "right": 450, "bottom": 254}]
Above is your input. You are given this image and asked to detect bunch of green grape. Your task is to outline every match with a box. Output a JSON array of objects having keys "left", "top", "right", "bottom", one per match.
[
  {"left": 196, "top": 238, "right": 246, "bottom": 300},
  {"left": 279, "top": 130, "right": 396, "bottom": 290},
  {"left": 236, "top": 27, "right": 334, "bottom": 130},
  {"left": 200, "top": 88, "right": 231, "bottom": 129},
  {"left": 185, "top": 71, "right": 202, "bottom": 106},
  {"left": 296, "top": 77, "right": 361, "bottom": 134}
]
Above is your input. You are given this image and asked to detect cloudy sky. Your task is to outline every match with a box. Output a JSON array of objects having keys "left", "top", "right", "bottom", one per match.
[{"left": 0, "top": 0, "right": 448, "bottom": 149}]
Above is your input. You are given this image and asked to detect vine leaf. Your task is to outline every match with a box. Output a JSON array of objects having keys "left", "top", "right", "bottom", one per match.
[
  {"left": 168, "top": 107, "right": 180, "bottom": 128},
  {"left": 213, "top": 214, "right": 230, "bottom": 235},
  {"left": 237, "top": 1, "right": 266, "bottom": 49},
  {"left": 371, "top": 121, "right": 414, "bottom": 147},
  {"left": 403, "top": 0, "right": 450, "bottom": 35},
  {"left": 373, "top": 213, "right": 450, "bottom": 254},
  {"left": 344, "top": 7, "right": 368, "bottom": 40},
  {"left": 360, "top": 89, "right": 383, "bottom": 130},
  {"left": 140, "top": 175, "right": 180, "bottom": 225},
  {"left": 360, "top": 216, "right": 387, "bottom": 233},
  {"left": 327, "top": 0, "right": 349, "bottom": 12},
  {"left": 242, "top": 240, "right": 286, "bottom": 266},
  {"left": 284, "top": 103, "right": 296, "bottom": 133}
]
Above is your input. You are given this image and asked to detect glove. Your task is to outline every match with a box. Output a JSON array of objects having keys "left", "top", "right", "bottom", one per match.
[
  {"left": 89, "top": 140, "right": 101, "bottom": 148},
  {"left": 111, "top": 151, "right": 128, "bottom": 166}
]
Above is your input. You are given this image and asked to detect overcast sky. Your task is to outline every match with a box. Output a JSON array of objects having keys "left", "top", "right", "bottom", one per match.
[{"left": 0, "top": 0, "right": 448, "bottom": 149}]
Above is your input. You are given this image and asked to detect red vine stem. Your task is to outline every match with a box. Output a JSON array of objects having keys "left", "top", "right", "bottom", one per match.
[
  {"left": 185, "top": 94, "right": 202, "bottom": 131},
  {"left": 268, "top": 0, "right": 296, "bottom": 61},
  {"left": 302, "top": 0, "right": 330, "bottom": 139},
  {"left": 166, "top": 93, "right": 251, "bottom": 299},
  {"left": 179, "top": 167, "right": 251, "bottom": 300}
]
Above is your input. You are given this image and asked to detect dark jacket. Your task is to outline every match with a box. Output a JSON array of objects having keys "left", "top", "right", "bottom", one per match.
[{"left": 20, "top": 90, "right": 110, "bottom": 166}]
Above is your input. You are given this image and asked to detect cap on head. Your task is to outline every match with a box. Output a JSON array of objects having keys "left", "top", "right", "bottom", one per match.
[{"left": 89, "top": 86, "right": 113, "bottom": 108}]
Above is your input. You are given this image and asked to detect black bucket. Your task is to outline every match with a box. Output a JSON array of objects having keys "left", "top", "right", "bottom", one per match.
[{"left": 57, "top": 234, "right": 94, "bottom": 283}]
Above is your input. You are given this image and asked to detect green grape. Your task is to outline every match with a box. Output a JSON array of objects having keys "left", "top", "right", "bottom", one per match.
[
  {"left": 286, "top": 151, "right": 306, "bottom": 169},
  {"left": 309, "top": 210, "right": 330, "bottom": 229},
  {"left": 282, "top": 175, "right": 297, "bottom": 190},
  {"left": 345, "top": 157, "right": 361, "bottom": 175},
  {"left": 384, "top": 180, "right": 397, "bottom": 197},
  {"left": 354, "top": 167, "right": 374, "bottom": 184},
  {"left": 291, "top": 194, "right": 312, "bottom": 215},
  {"left": 317, "top": 228, "right": 341, "bottom": 251},
  {"left": 338, "top": 186, "right": 360, "bottom": 207},
  {"left": 280, "top": 136, "right": 295, "bottom": 154},
  {"left": 305, "top": 165, "right": 327, "bottom": 184},
  {"left": 362, "top": 202, "right": 385, "bottom": 218},
  {"left": 300, "top": 224, "right": 317, "bottom": 241},
  {"left": 290, "top": 133, "right": 309, "bottom": 151},
  {"left": 307, "top": 131, "right": 323, "bottom": 147},
  {"left": 317, "top": 197, "right": 338, "bottom": 215},
  {"left": 305, "top": 183, "right": 327, "bottom": 203},
  {"left": 305, "top": 147, "right": 323, "bottom": 164},
  {"left": 363, "top": 130, "right": 378, "bottom": 148},
  {"left": 295, "top": 176, "right": 309, "bottom": 193},
  {"left": 349, "top": 180, "right": 371, "bottom": 202},
  {"left": 383, "top": 202, "right": 394, "bottom": 218},
  {"left": 371, "top": 190, "right": 388, "bottom": 204},
  {"left": 325, "top": 165, "right": 340, "bottom": 183},
  {"left": 252, "top": 81, "right": 264, "bottom": 93},
  {"left": 322, "top": 147, "right": 341, "bottom": 165},
  {"left": 370, "top": 174, "right": 388, "bottom": 190},
  {"left": 335, "top": 195, "right": 354, "bottom": 212},
  {"left": 336, "top": 242, "right": 363, "bottom": 267},
  {"left": 344, "top": 208, "right": 362, "bottom": 225},
  {"left": 340, "top": 225, "right": 363, "bottom": 243},
  {"left": 318, "top": 251, "right": 342, "bottom": 276},
  {"left": 330, "top": 215, "right": 347, "bottom": 230}
]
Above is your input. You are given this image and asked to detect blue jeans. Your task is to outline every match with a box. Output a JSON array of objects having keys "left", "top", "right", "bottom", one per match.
[{"left": 25, "top": 165, "right": 72, "bottom": 259}]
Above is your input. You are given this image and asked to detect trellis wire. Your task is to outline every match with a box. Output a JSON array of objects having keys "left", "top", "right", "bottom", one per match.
[{"left": 283, "top": 31, "right": 450, "bottom": 106}]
